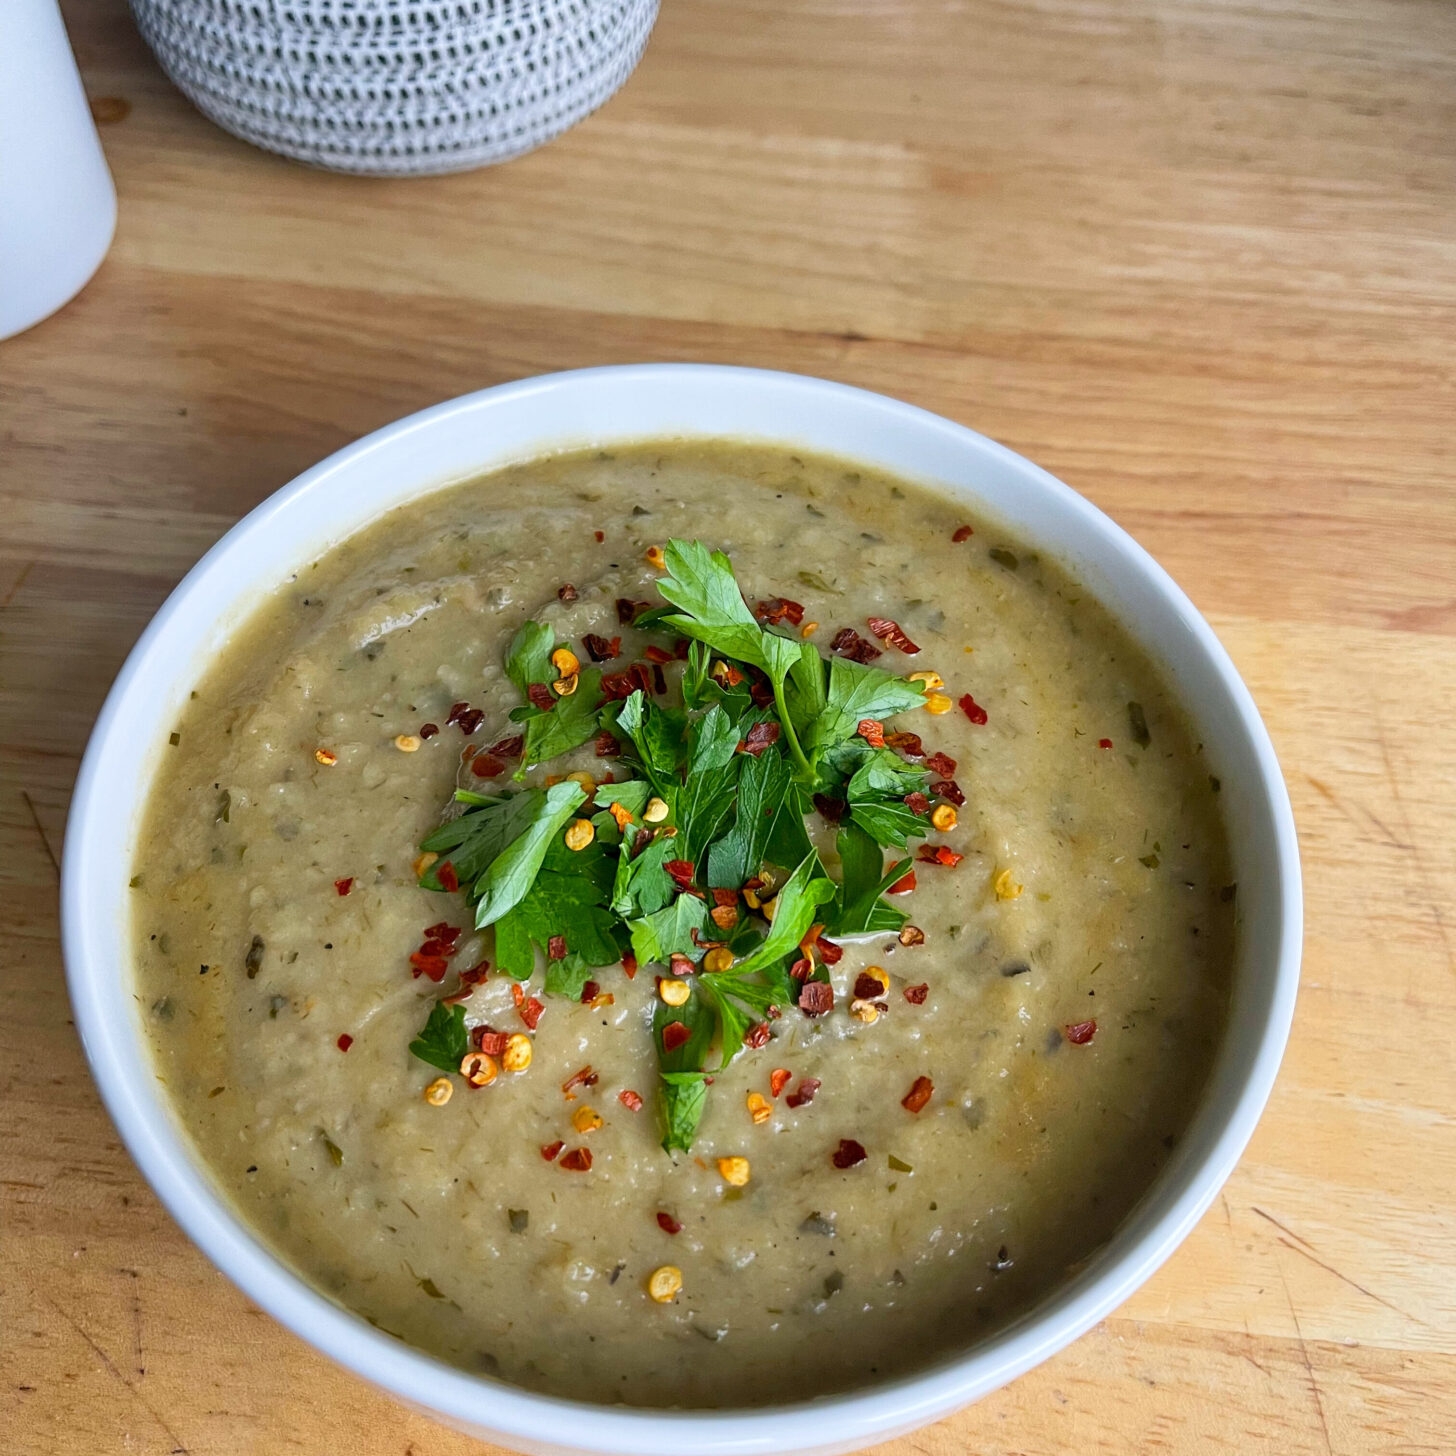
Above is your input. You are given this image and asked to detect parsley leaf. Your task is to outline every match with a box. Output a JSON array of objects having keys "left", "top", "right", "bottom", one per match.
[
  {"left": 802, "top": 656, "right": 928, "bottom": 764},
  {"left": 612, "top": 690, "right": 687, "bottom": 789},
  {"left": 706, "top": 746, "right": 789, "bottom": 889},
  {"left": 504, "top": 621, "right": 556, "bottom": 697},
  {"left": 521, "top": 666, "right": 602, "bottom": 769},
  {"left": 544, "top": 951, "right": 598, "bottom": 1000},
  {"left": 419, "top": 790, "right": 546, "bottom": 891},
  {"left": 671, "top": 703, "right": 743, "bottom": 862},
  {"left": 471, "top": 780, "right": 587, "bottom": 929},
  {"left": 612, "top": 833, "right": 677, "bottom": 919},
  {"left": 659, "top": 1072, "right": 710, "bottom": 1152},
  {"left": 408, "top": 1001, "right": 468, "bottom": 1072},
  {"left": 628, "top": 894, "right": 709, "bottom": 966},
  {"left": 829, "top": 821, "right": 910, "bottom": 934},
  {"left": 728, "top": 852, "right": 835, "bottom": 977}
]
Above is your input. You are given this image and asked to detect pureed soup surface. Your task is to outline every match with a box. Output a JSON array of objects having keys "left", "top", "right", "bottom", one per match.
[{"left": 134, "top": 441, "right": 1233, "bottom": 1407}]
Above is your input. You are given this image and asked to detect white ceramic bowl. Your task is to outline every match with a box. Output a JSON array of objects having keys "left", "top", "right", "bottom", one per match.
[{"left": 63, "top": 365, "right": 1301, "bottom": 1456}]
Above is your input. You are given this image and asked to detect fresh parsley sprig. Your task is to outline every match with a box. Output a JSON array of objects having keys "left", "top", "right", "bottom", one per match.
[{"left": 409, "top": 538, "right": 952, "bottom": 1152}]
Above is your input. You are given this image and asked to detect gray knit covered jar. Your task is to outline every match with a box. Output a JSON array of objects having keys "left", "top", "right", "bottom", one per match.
[{"left": 130, "top": 0, "right": 659, "bottom": 175}]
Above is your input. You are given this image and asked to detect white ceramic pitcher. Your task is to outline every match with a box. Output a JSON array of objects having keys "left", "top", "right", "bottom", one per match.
[{"left": 0, "top": 0, "right": 117, "bottom": 340}]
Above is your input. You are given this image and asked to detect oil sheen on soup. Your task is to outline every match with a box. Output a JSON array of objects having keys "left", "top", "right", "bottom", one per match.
[{"left": 133, "top": 441, "right": 1234, "bottom": 1406}]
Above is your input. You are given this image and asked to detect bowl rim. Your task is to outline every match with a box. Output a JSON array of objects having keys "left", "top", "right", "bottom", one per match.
[{"left": 62, "top": 363, "right": 1302, "bottom": 1455}]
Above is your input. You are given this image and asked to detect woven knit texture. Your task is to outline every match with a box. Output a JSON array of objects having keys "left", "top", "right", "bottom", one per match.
[{"left": 130, "top": 0, "right": 659, "bottom": 175}]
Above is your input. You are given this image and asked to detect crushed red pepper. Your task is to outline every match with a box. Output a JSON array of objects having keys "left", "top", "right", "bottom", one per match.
[
  {"left": 336, "top": 1033, "right": 353, "bottom": 1052},
  {"left": 616, "top": 597, "right": 650, "bottom": 624},
  {"left": 738, "top": 721, "right": 780, "bottom": 756},
  {"left": 657, "top": 1211, "right": 683, "bottom": 1234},
  {"left": 419, "top": 723, "right": 439, "bottom": 740},
  {"left": 1065, "top": 1019, "right": 1098, "bottom": 1044},
  {"left": 334, "top": 877, "right": 353, "bottom": 896},
  {"left": 770, "top": 1068, "right": 792, "bottom": 1098},
  {"left": 541, "top": 1140, "right": 564, "bottom": 1162},
  {"left": 832, "top": 1138, "right": 867, "bottom": 1168},
  {"left": 470, "top": 754, "right": 505, "bottom": 779},
  {"left": 557, "top": 583, "right": 578, "bottom": 602},
  {"left": 621, "top": 952, "right": 638, "bottom": 980},
  {"left": 917, "top": 845, "right": 964, "bottom": 867},
  {"left": 664, "top": 860, "right": 696, "bottom": 891},
  {"left": 1099, "top": 738, "right": 1113, "bottom": 749},
  {"left": 887, "top": 870, "right": 917, "bottom": 895},
  {"left": 559, "top": 1148, "right": 593, "bottom": 1171},
  {"left": 931, "top": 778, "right": 965, "bottom": 806},
  {"left": 899, "top": 925, "right": 926, "bottom": 946},
  {"left": 811, "top": 793, "right": 847, "bottom": 823},
  {"left": 595, "top": 731, "right": 623, "bottom": 757},
  {"left": 856, "top": 718, "right": 886, "bottom": 748},
  {"left": 744, "top": 1021, "right": 772, "bottom": 1049},
  {"left": 489, "top": 734, "right": 524, "bottom": 759},
  {"left": 904, "top": 791, "right": 929, "bottom": 815},
  {"left": 785, "top": 1077, "right": 821, "bottom": 1108},
  {"left": 853, "top": 972, "right": 887, "bottom": 1000},
  {"left": 830, "top": 627, "right": 882, "bottom": 663},
  {"left": 547, "top": 935, "right": 568, "bottom": 961},
  {"left": 866, "top": 617, "right": 921, "bottom": 654},
  {"left": 952, "top": 524, "right": 975, "bottom": 542},
  {"left": 519, "top": 996, "right": 545, "bottom": 1031},
  {"left": 902, "top": 1075, "right": 934, "bottom": 1113},
  {"left": 662, "top": 1021, "right": 691, "bottom": 1052},
  {"left": 584, "top": 633, "right": 622, "bottom": 662},
  {"left": 924, "top": 751, "right": 957, "bottom": 777},
  {"left": 473, "top": 1026, "right": 510, "bottom": 1056},
  {"left": 959, "top": 693, "right": 988, "bottom": 725},
  {"left": 798, "top": 980, "right": 834, "bottom": 1016},
  {"left": 527, "top": 683, "right": 555, "bottom": 712},
  {"left": 619, "top": 1089, "right": 645, "bottom": 1112},
  {"left": 579, "top": 980, "right": 600, "bottom": 1003},
  {"left": 643, "top": 644, "right": 675, "bottom": 665},
  {"left": 562, "top": 1066, "right": 599, "bottom": 1097},
  {"left": 885, "top": 730, "right": 924, "bottom": 757},
  {"left": 755, "top": 597, "right": 805, "bottom": 627},
  {"left": 904, "top": 983, "right": 929, "bottom": 1004}
]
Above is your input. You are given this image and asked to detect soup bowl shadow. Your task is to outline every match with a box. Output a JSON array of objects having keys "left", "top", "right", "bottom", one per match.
[{"left": 62, "top": 364, "right": 1301, "bottom": 1456}]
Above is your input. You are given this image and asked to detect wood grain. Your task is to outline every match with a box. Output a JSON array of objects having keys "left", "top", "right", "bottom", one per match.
[{"left": 4, "top": 0, "right": 1454, "bottom": 1452}]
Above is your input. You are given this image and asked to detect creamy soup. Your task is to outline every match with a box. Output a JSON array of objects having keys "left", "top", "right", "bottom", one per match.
[{"left": 133, "top": 441, "right": 1233, "bottom": 1406}]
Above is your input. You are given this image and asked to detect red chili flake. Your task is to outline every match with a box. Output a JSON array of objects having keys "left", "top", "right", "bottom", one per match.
[
  {"left": 580, "top": 979, "right": 600, "bottom": 1004},
  {"left": 424, "top": 923, "right": 461, "bottom": 946},
  {"left": 652, "top": 664, "right": 669, "bottom": 695},
  {"left": 473, "top": 1027, "right": 510, "bottom": 1056},
  {"left": 454, "top": 707, "right": 485, "bottom": 736},
  {"left": 619, "top": 1089, "right": 645, "bottom": 1112},
  {"left": 444, "top": 961, "right": 490, "bottom": 1004},
  {"left": 419, "top": 723, "right": 439, "bottom": 740},
  {"left": 656, "top": 1210, "right": 683, "bottom": 1234},
  {"left": 866, "top": 617, "right": 921, "bottom": 654},
  {"left": 675, "top": 638, "right": 691, "bottom": 660},
  {"left": 814, "top": 935, "right": 843, "bottom": 965},
  {"left": 622, "top": 952, "right": 638, "bottom": 980},
  {"left": 710, "top": 904, "right": 738, "bottom": 930},
  {"left": 519, "top": 996, "right": 545, "bottom": 1031},
  {"left": 770, "top": 1068, "right": 792, "bottom": 1098},
  {"left": 600, "top": 670, "right": 636, "bottom": 700},
  {"left": 754, "top": 597, "right": 805, "bottom": 627},
  {"left": 712, "top": 661, "right": 746, "bottom": 688},
  {"left": 643, "top": 644, "right": 674, "bottom": 665},
  {"left": 668, "top": 951, "right": 695, "bottom": 976},
  {"left": 959, "top": 693, "right": 988, "bottom": 726},
  {"left": 789, "top": 957, "right": 813, "bottom": 981},
  {"left": 661, "top": 1021, "right": 691, "bottom": 1052},
  {"left": 418, "top": 938, "right": 453, "bottom": 958},
  {"left": 629, "top": 662, "right": 655, "bottom": 696},
  {"left": 559, "top": 1148, "right": 593, "bottom": 1172},
  {"left": 887, "top": 870, "right": 917, "bottom": 895},
  {"left": 748, "top": 678, "right": 775, "bottom": 707},
  {"left": 470, "top": 755, "right": 505, "bottom": 780},
  {"left": 885, "top": 731, "right": 924, "bottom": 757},
  {"left": 336, "top": 1033, "right": 353, "bottom": 1052},
  {"left": 744, "top": 1021, "right": 772, "bottom": 1049},
  {"left": 430, "top": 863, "right": 457, "bottom": 894},
  {"left": 547, "top": 935, "right": 568, "bottom": 961},
  {"left": 830, "top": 627, "right": 882, "bottom": 663},
  {"left": 588, "top": 734, "right": 620, "bottom": 763},
  {"left": 904, "top": 791, "right": 930, "bottom": 815},
  {"left": 563, "top": 1065, "right": 599, "bottom": 1096},
  {"left": 1099, "top": 738, "right": 1113, "bottom": 750},
  {"left": 856, "top": 718, "right": 886, "bottom": 748},
  {"left": 854, "top": 972, "right": 887, "bottom": 1000},
  {"left": 334, "top": 877, "right": 354, "bottom": 896},
  {"left": 901, "top": 1075, "right": 934, "bottom": 1113},
  {"left": 1065, "top": 1019, "right": 1098, "bottom": 1045},
  {"left": 899, "top": 925, "right": 926, "bottom": 947},
  {"left": 409, "top": 952, "right": 450, "bottom": 982},
  {"left": 462, "top": 744, "right": 479, "bottom": 762},
  {"left": 798, "top": 980, "right": 834, "bottom": 1016},
  {"left": 785, "top": 1077, "right": 820, "bottom": 1109},
  {"left": 925, "top": 751, "right": 957, "bottom": 777},
  {"left": 594, "top": 530, "right": 605, "bottom": 543},
  {"left": 511, "top": 983, "right": 525, "bottom": 1007},
  {"left": 446, "top": 702, "right": 469, "bottom": 726},
  {"left": 811, "top": 793, "right": 846, "bottom": 823},
  {"left": 489, "top": 734, "right": 524, "bottom": 759},
  {"left": 541, "top": 1140, "right": 564, "bottom": 1162},
  {"left": 931, "top": 778, "right": 965, "bottom": 806},
  {"left": 527, "top": 683, "right": 556, "bottom": 712},
  {"left": 557, "top": 582, "right": 578, "bottom": 602},
  {"left": 738, "top": 721, "right": 780, "bottom": 756},
  {"left": 904, "top": 982, "right": 929, "bottom": 1004},
  {"left": 584, "top": 633, "right": 622, "bottom": 663},
  {"left": 917, "top": 845, "right": 964, "bottom": 867},
  {"left": 664, "top": 859, "right": 696, "bottom": 891},
  {"left": 616, "top": 598, "right": 649, "bottom": 624},
  {"left": 952, "top": 524, "right": 975, "bottom": 543},
  {"left": 832, "top": 1138, "right": 867, "bottom": 1169}
]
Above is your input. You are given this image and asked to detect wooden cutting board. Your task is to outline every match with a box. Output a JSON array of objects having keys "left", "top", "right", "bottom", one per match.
[{"left": 3, "top": 1, "right": 1453, "bottom": 1452}]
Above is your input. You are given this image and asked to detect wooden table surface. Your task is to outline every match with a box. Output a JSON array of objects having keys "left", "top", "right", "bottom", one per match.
[{"left": 5, "top": 0, "right": 1455, "bottom": 1452}]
